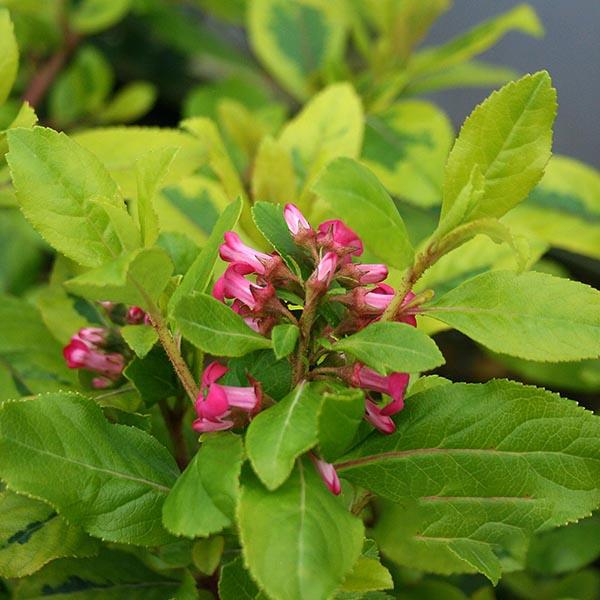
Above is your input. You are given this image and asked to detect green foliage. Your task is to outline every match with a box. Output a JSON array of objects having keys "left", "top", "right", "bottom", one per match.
[
  {"left": 174, "top": 293, "right": 272, "bottom": 356},
  {"left": 239, "top": 461, "right": 364, "bottom": 600},
  {"left": 162, "top": 433, "right": 243, "bottom": 537},
  {"left": 271, "top": 323, "right": 299, "bottom": 359},
  {"left": 0, "top": 489, "right": 98, "bottom": 578},
  {"left": 314, "top": 158, "right": 414, "bottom": 269},
  {"left": 0, "top": 393, "right": 178, "bottom": 545},
  {"left": 0, "top": 9, "right": 18, "bottom": 105},
  {"left": 332, "top": 322, "right": 444, "bottom": 375},
  {"left": 429, "top": 270, "right": 600, "bottom": 361},
  {"left": 340, "top": 380, "right": 600, "bottom": 582},
  {"left": 246, "top": 382, "right": 322, "bottom": 490},
  {"left": 441, "top": 71, "right": 557, "bottom": 222}
]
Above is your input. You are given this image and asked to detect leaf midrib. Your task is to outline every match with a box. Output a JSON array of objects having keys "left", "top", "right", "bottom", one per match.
[{"left": 3, "top": 436, "right": 171, "bottom": 493}]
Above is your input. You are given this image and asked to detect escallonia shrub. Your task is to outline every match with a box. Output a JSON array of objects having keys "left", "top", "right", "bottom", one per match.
[{"left": 0, "top": 9, "right": 600, "bottom": 599}]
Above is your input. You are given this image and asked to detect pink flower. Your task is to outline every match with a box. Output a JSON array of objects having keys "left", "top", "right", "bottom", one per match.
[
  {"left": 77, "top": 327, "right": 107, "bottom": 346},
  {"left": 127, "top": 306, "right": 146, "bottom": 325},
  {"left": 365, "top": 399, "right": 396, "bottom": 434},
  {"left": 314, "top": 251, "right": 338, "bottom": 287},
  {"left": 193, "top": 361, "right": 261, "bottom": 433},
  {"left": 218, "top": 265, "right": 275, "bottom": 312},
  {"left": 363, "top": 283, "right": 395, "bottom": 312},
  {"left": 398, "top": 291, "right": 417, "bottom": 327},
  {"left": 63, "top": 335, "right": 125, "bottom": 380},
  {"left": 339, "top": 263, "right": 388, "bottom": 285},
  {"left": 317, "top": 220, "right": 363, "bottom": 262},
  {"left": 351, "top": 364, "right": 409, "bottom": 416},
  {"left": 310, "top": 454, "right": 341, "bottom": 495},
  {"left": 219, "top": 231, "right": 272, "bottom": 275},
  {"left": 284, "top": 203, "right": 311, "bottom": 235}
]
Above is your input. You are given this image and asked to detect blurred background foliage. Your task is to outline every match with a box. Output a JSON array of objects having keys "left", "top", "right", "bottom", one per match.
[{"left": 0, "top": 1, "right": 599, "bottom": 598}]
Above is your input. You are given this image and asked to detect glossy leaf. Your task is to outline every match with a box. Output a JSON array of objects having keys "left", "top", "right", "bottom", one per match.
[
  {"left": 174, "top": 293, "right": 271, "bottom": 356},
  {"left": 7, "top": 127, "right": 132, "bottom": 267},
  {"left": 0, "top": 9, "right": 18, "bottom": 105},
  {"left": 162, "top": 433, "right": 243, "bottom": 538},
  {"left": 441, "top": 71, "right": 557, "bottom": 222},
  {"left": 65, "top": 247, "right": 173, "bottom": 310},
  {"left": 239, "top": 461, "right": 364, "bottom": 600},
  {"left": 246, "top": 382, "right": 322, "bottom": 490},
  {"left": 333, "top": 322, "right": 444, "bottom": 375},
  {"left": 98, "top": 81, "right": 157, "bottom": 124},
  {"left": 429, "top": 270, "right": 600, "bottom": 361},
  {"left": 271, "top": 323, "right": 299, "bottom": 359},
  {"left": 337, "top": 380, "right": 600, "bottom": 582},
  {"left": 313, "top": 158, "right": 414, "bottom": 269},
  {"left": 0, "top": 393, "right": 178, "bottom": 545}
]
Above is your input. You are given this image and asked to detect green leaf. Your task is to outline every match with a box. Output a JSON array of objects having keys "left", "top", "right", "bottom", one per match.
[
  {"left": 318, "top": 386, "right": 365, "bottom": 463},
  {"left": 405, "top": 60, "right": 518, "bottom": 95},
  {"left": 239, "top": 461, "right": 364, "bottom": 600},
  {"left": 121, "top": 324, "right": 158, "bottom": 359},
  {"left": 333, "top": 322, "right": 444, "bottom": 375},
  {"left": 162, "top": 433, "right": 243, "bottom": 538},
  {"left": 169, "top": 197, "right": 242, "bottom": 314},
  {"left": 252, "top": 136, "right": 297, "bottom": 204},
  {"left": 527, "top": 514, "right": 600, "bottom": 576},
  {"left": 0, "top": 9, "right": 18, "bottom": 105},
  {"left": 429, "top": 270, "right": 600, "bottom": 361},
  {"left": 252, "top": 201, "right": 307, "bottom": 270},
  {"left": 49, "top": 46, "right": 113, "bottom": 127},
  {"left": 340, "top": 557, "right": 393, "bottom": 594},
  {"left": 337, "top": 380, "right": 600, "bottom": 582},
  {"left": 73, "top": 126, "right": 204, "bottom": 198},
  {"left": 65, "top": 247, "right": 173, "bottom": 310},
  {"left": 362, "top": 101, "right": 453, "bottom": 208},
  {"left": 441, "top": 71, "right": 557, "bottom": 222},
  {"left": 7, "top": 127, "right": 132, "bottom": 268},
  {"left": 135, "top": 146, "right": 177, "bottom": 247},
  {"left": 124, "top": 346, "right": 179, "bottom": 405},
  {"left": 12, "top": 548, "right": 183, "bottom": 599},
  {"left": 192, "top": 535, "right": 225, "bottom": 575},
  {"left": 70, "top": 0, "right": 132, "bottom": 34},
  {"left": 174, "top": 293, "right": 271, "bottom": 357},
  {"left": 219, "top": 556, "right": 268, "bottom": 600},
  {"left": 504, "top": 155, "right": 600, "bottom": 260},
  {"left": 0, "top": 101, "right": 38, "bottom": 158},
  {"left": 0, "top": 293, "right": 77, "bottom": 396},
  {"left": 279, "top": 83, "right": 363, "bottom": 192},
  {"left": 271, "top": 323, "right": 299, "bottom": 359},
  {"left": 313, "top": 157, "right": 414, "bottom": 269},
  {"left": 0, "top": 489, "right": 98, "bottom": 578},
  {"left": 98, "top": 81, "right": 157, "bottom": 124},
  {"left": 248, "top": 0, "right": 348, "bottom": 100},
  {"left": 410, "top": 4, "right": 543, "bottom": 77},
  {"left": 246, "top": 382, "right": 322, "bottom": 490},
  {"left": 0, "top": 393, "right": 178, "bottom": 545}
]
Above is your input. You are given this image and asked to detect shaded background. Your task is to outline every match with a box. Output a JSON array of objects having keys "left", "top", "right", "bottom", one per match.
[{"left": 426, "top": 0, "right": 600, "bottom": 167}]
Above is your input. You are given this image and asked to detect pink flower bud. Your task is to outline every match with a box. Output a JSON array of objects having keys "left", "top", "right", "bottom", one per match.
[
  {"left": 314, "top": 251, "right": 338, "bottom": 286},
  {"left": 398, "top": 291, "right": 417, "bottom": 327},
  {"left": 284, "top": 203, "right": 311, "bottom": 235},
  {"left": 126, "top": 306, "right": 146, "bottom": 325},
  {"left": 310, "top": 454, "right": 341, "bottom": 495},
  {"left": 63, "top": 335, "right": 125, "bottom": 380},
  {"left": 219, "top": 231, "right": 272, "bottom": 275},
  {"left": 92, "top": 376, "right": 114, "bottom": 389},
  {"left": 338, "top": 263, "right": 388, "bottom": 285},
  {"left": 317, "top": 220, "right": 363, "bottom": 262},
  {"left": 365, "top": 399, "right": 395, "bottom": 434},
  {"left": 77, "top": 327, "right": 107, "bottom": 346}
]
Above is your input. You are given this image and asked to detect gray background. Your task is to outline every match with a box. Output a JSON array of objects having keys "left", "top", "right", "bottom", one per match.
[{"left": 425, "top": 1, "right": 600, "bottom": 167}]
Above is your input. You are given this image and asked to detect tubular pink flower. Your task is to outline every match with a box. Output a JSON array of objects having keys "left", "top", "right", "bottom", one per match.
[
  {"left": 310, "top": 454, "right": 341, "bottom": 495},
  {"left": 365, "top": 399, "right": 396, "bottom": 434},
  {"left": 219, "top": 231, "right": 271, "bottom": 274},
  {"left": 63, "top": 337, "right": 124, "bottom": 379},
  {"left": 398, "top": 291, "right": 417, "bottom": 327},
  {"left": 222, "top": 265, "right": 259, "bottom": 309},
  {"left": 212, "top": 274, "right": 226, "bottom": 302},
  {"left": 351, "top": 364, "right": 409, "bottom": 416},
  {"left": 314, "top": 251, "right": 338, "bottom": 286},
  {"left": 355, "top": 263, "right": 388, "bottom": 284},
  {"left": 284, "top": 203, "right": 311, "bottom": 235},
  {"left": 127, "top": 306, "right": 146, "bottom": 325},
  {"left": 77, "top": 327, "right": 107, "bottom": 346},
  {"left": 363, "top": 283, "right": 395, "bottom": 311},
  {"left": 317, "top": 219, "right": 363, "bottom": 261},
  {"left": 194, "top": 361, "right": 261, "bottom": 433}
]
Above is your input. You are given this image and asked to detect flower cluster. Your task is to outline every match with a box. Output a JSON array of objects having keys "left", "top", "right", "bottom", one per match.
[
  {"left": 199, "top": 203, "right": 419, "bottom": 494},
  {"left": 63, "top": 304, "right": 147, "bottom": 388}
]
